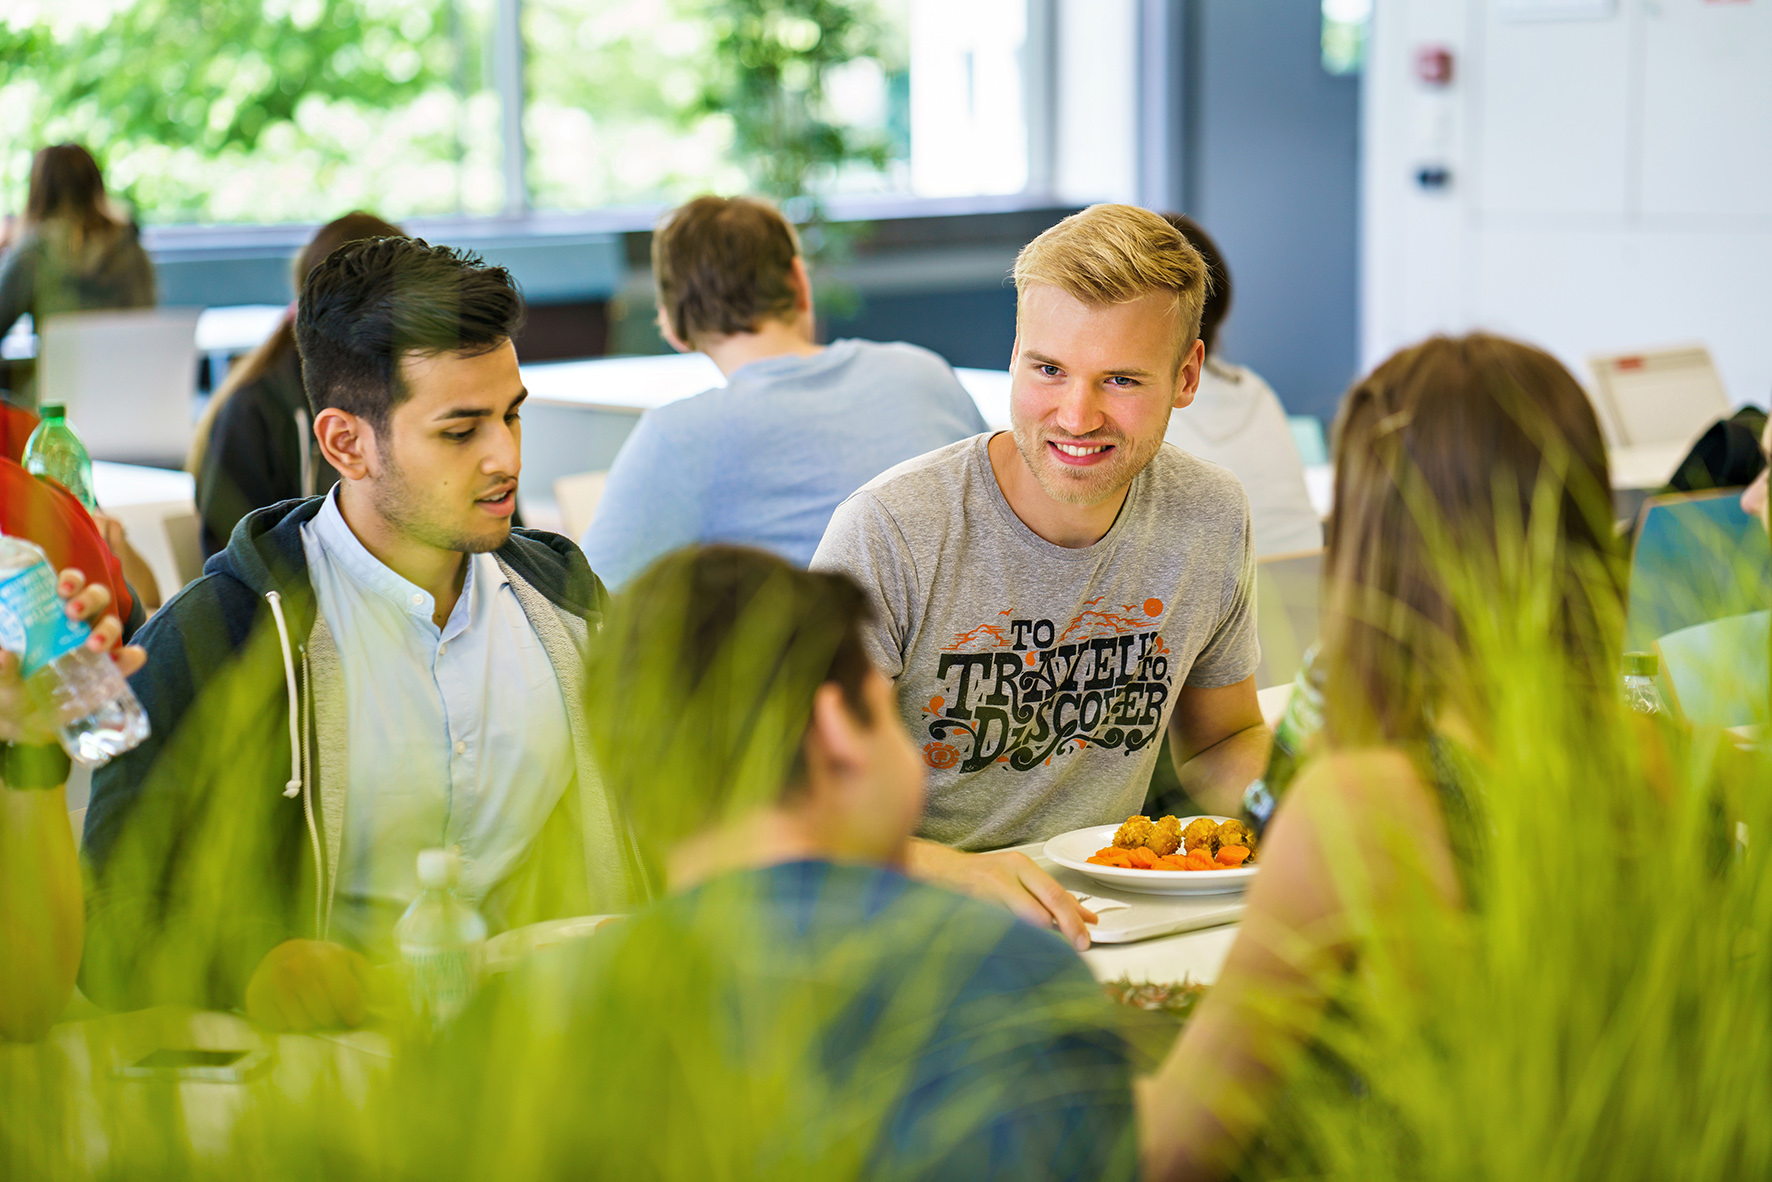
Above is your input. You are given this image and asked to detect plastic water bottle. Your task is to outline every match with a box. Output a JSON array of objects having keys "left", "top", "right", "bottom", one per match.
[
  {"left": 0, "top": 534, "right": 149, "bottom": 765},
  {"left": 1621, "top": 651, "right": 1669, "bottom": 716},
  {"left": 20, "top": 404, "right": 96, "bottom": 510},
  {"left": 394, "top": 848, "right": 488, "bottom": 1030}
]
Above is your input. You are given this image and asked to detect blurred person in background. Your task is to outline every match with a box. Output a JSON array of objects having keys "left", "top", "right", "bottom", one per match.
[
  {"left": 1139, "top": 335, "right": 1625, "bottom": 1179},
  {"left": 0, "top": 144, "right": 155, "bottom": 408},
  {"left": 82, "top": 239, "right": 642, "bottom": 1030},
  {"left": 0, "top": 568, "right": 141, "bottom": 1042},
  {"left": 814, "top": 205, "right": 1267, "bottom": 952},
  {"left": 1742, "top": 412, "right": 1770, "bottom": 528},
  {"left": 580, "top": 195, "right": 988, "bottom": 589},
  {"left": 190, "top": 211, "right": 403, "bottom": 557},
  {"left": 425, "top": 545, "right": 1134, "bottom": 1179},
  {"left": 1160, "top": 213, "right": 1321, "bottom": 558}
]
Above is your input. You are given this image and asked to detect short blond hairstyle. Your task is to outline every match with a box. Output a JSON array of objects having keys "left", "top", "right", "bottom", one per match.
[{"left": 1013, "top": 203, "right": 1209, "bottom": 356}]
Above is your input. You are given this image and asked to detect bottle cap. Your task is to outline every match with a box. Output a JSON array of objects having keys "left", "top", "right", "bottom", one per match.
[
  {"left": 415, "top": 848, "right": 461, "bottom": 889},
  {"left": 39, "top": 404, "right": 65, "bottom": 420},
  {"left": 1622, "top": 651, "right": 1658, "bottom": 677}
]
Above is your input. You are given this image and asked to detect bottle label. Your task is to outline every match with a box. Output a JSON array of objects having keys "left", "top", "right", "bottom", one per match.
[{"left": 0, "top": 561, "right": 91, "bottom": 677}]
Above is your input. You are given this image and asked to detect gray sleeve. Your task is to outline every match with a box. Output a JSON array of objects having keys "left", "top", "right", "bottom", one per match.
[
  {"left": 810, "top": 490, "right": 919, "bottom": 680},
  {"left": 1183, "top": 499, "right": 1260, "bottom": 689}
]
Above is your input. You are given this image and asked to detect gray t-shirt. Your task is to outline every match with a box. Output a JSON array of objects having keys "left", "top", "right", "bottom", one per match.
[{"left": 812, "top": 433, "right": 1258, "bottom": 851}]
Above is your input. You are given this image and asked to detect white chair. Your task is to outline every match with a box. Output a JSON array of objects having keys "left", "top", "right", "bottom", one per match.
[
  {"left": 38, "top": 308, "right": 202, "bottom": 467},
  {"left": 1588, "top": 344, "right": 1731, "bottom": 451},
  {"left": 1254, "top": 548, "right": 1323, "bottom": 690},
  {"left": 555, "top": 471, "right": 610, "bottom": 542}
]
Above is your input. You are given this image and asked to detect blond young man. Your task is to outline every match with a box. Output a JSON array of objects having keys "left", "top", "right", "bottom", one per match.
[
  {"left": 813, "top": 204, "right": 1270, "bottom": 946},
  {"left": 580, "top": 196, "right": 987, "bottom": 589}
]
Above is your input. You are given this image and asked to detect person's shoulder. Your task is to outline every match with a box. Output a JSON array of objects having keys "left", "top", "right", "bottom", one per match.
[
  {"left": 1145, "top": 440, "right": 1248, "bottom": 505},
  {"left": 856, "top": 434, "right": 984, "bottom": 501},
  {"left": 500, "top": 528, "right": 608, "bottom": 619},
  {"left": 842, "top": 338, "right": 959, "bottom": 376}
]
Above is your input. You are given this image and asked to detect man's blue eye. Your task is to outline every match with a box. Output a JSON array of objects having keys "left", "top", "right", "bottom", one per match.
[{"left": 1040, "top": 365, "right": 1061, "bottom": 377}]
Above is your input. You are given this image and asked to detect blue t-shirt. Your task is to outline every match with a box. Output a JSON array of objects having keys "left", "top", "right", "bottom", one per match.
[
  {"left": 459, "top": 861, "right": 1135, "bottom": 1180},
  {"left": 580, "top": 339, "right": 988, "bottom": 588}
]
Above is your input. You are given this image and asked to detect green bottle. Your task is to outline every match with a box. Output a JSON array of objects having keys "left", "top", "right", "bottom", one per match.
[{"left": 21, "top": 404, "right": 96, "bottom": 510}]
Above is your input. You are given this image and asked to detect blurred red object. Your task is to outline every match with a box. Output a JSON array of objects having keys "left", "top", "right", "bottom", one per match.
[
  {"left": 1415, "top": 45, "right": 1455, "bottom": 87},
  {"left": 0, "top": 457, "right": 135, "bottom": 626},
  {"left": 1, "top": 402, "right": 38, "bottom": 464}
]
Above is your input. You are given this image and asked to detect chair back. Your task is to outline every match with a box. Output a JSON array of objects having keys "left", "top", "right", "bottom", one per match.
[
  {"left": 1254, "top": 547, "right": 1323, "bottom": 689},
  {"left": 1627, "top": 490, "right": 1772, "bottom": 651},
  {"left": 38, "top": 308, "right": 202, "bottom": 467},
  {"left": 1656, "top": 611, "right": 1771, "bottom": 729},
  {"left": 555, "top": 470, "right": 610, "bottom": 543},
  {"left": 1589, "top": 344, "right": 1730, "bottom": 449}
]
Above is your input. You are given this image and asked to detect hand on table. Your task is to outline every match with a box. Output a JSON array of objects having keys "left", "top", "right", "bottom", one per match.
[
  {"left": 245, "top": 939, "right": 372, "bottom": 1032},
  {"left": 0, "top": 569, "right": 142, "bottom": 746},
  {"left": 904, "top": 839, "right": 1098, "bottom": 952}
]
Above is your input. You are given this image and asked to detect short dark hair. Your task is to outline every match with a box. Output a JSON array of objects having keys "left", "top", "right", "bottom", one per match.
[
  {"left": 295, "top": 237, "right": 525, "bottom": 429},
  {"left": 652, "top": 195, "right": 802, "bottom": 348},
  {"left": 1161, "top": 213, "right": 1231, "bottom": 357},
  {"left": 585, "top": 546, "right": 876, "bottom": 861}
]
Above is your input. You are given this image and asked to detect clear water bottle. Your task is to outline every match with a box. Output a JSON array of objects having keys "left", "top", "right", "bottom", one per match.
[
  {"left": 0, "top": 534, "right": 149, "bottom": 765},
  {"left": 394, "top": 848, "right": 488, "bottom": 1030},
  {"left": 20, "top": 404, "right": 96, "bottom": 511},
  {"left": 1622, "top": 651, "right": 1668, "bottom": 717}
]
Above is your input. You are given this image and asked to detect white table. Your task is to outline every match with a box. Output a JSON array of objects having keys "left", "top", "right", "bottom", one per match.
[{"left": 521, "top": 352, "right": 1015, "bottom": 430}]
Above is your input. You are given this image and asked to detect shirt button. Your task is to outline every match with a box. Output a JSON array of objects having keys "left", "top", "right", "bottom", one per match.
[
  {"left": 455, "top": 740, "right": 466, "bottom": 755},
  {"left": 438, "top": 642, "right": 448, "bottom": 655},
  {"left": 411, "top": 593, "right": 424, "bottom": 606}
]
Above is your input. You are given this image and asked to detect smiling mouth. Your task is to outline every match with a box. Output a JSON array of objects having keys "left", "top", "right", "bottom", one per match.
[{"left": 1049, "top": 440, "right": 1115, "bottom": 459}]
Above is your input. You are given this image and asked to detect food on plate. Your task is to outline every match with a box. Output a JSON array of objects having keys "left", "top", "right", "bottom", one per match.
[
  {"left": 1086, "top": 816, "right": 1259, "bottom": 872},
  {"left": 1181, "top": 816, "right": 1219, "bottom": 854},
  {"left": 1147, "top": 814, "right": 1183, "bottom": 856},
  {"left": 1112, "top": 815, "right": 1155, "bottom": 849}
]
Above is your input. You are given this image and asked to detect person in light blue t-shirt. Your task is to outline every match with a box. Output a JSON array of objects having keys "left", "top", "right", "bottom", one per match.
[{"left": 580, "top": 195, "right": 988, "bottom": 588}]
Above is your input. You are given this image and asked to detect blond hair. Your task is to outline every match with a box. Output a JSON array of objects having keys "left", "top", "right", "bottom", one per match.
[{"left": 1013, "top": 203, "right": 1209, "bottom": 353}]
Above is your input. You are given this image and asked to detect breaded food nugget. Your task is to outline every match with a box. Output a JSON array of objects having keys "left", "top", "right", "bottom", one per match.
[
  {"left": 1113, "top": 815, "right": 1155, "bottom": 849},
  {"left": 1181, "top": 816, "right": 1219, "bottom": 854},
  {"left": 1146, "top": 814, "right": 1183, "bottom": 856},
  {"left": 1215, "top": 818, "right": 1256, "bottom": 860}
]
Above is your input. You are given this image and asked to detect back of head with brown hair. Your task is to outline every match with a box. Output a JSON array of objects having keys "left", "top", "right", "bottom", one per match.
[
  {"left": 25, "top": 144, "right": 119, "bottom": 248},
  {"left": 1013, "top": 203, "right": 1210, "bottom": 364},
  {"left": 652, "top": 196, "right": 803, "bottom": 349},
  {"left": 1321, "top": 333, "right": 1623, "bottom": 746}
]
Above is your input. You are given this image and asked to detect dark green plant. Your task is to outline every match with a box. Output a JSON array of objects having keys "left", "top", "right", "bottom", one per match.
[{"left": 689, "top": 0, "right": 896, "bottom": 206}]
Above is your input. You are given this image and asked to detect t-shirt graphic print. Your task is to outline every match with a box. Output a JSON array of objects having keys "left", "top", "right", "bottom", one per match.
[{"left": 813, "top": 434, "right": 1259, "bottom": 851}]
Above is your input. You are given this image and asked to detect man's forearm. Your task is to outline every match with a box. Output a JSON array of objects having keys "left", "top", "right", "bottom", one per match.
[{"left": 1173, "top": 723, "right": 1272, "bottom": 817}]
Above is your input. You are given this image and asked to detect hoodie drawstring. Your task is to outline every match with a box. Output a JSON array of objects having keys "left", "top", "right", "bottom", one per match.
[{"left": 266, "top": 590, "right": 326, "bottom": 939}]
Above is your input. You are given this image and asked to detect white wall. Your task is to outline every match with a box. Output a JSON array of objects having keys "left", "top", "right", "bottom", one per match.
[
  {"left": 1052, "top": 0, "right": 1140, "bottom": 206},
  {"left": 1363, "top": 0, "right": 1772, "bottom": 410}
]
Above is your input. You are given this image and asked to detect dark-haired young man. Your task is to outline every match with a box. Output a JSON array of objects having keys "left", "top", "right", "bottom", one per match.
[
  {"left": 434, "top": 545, "right": 1133, "bottom": 1179},
  {"left": 83, "top": 238, "right": 640, "bottom": 1027},
  {"left": 580, "top": 195, "right": 987, "bottom": 589}
]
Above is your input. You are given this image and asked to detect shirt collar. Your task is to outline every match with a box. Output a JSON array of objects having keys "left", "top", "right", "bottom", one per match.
[{"left": 310, "top": 487, "right": 486, "bottom": 628}]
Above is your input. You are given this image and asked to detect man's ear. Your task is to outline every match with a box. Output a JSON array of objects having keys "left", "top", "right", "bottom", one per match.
[
  {"left": 313, "top": 407, "right": 375, "bottom": 481},
  {"left": 655, "top": 304, "right": 693, "bottom": 355},
  {"left": 789, "top": 256, "right": 814, "bottom": 317},
  {"left": 1172, "top": 337, "right": 1205, "bottom": 410},
  {"left": 802, "top": 682, "right": 869, "bottom": 798}
]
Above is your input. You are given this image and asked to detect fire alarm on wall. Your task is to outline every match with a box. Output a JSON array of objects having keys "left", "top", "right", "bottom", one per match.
[{"left": 1414, "top": 45, "right": 1455, "bottom": 86}]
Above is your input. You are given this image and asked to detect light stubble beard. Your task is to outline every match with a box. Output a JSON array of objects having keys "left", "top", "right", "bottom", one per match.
[
  {"left": 370, "top": 448, "right": 513, "bottom": 556},
  {"left": 1009, "top": 418, "right": 1168, "bottom": 507}
]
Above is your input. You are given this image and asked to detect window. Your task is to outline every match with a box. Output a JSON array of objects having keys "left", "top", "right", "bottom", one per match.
[{"left": 1, "top": 0, "right": 1047, "bottom": 227}]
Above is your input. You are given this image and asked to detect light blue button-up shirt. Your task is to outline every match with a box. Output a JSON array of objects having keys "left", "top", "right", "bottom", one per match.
[{"left": 300, "top": 489, "right": 574, "bottom": 957}]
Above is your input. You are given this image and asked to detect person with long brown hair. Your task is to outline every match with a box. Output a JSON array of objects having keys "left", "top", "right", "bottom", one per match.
[
  {"left": 0, "top": 145, "right": 156, "bottom": 405},
  {"left": 1137, "top": 333, "right": 1625, "bottom": 1180},
  {"left": 189, "top": 211, "right": 402, "bottom": 555}
]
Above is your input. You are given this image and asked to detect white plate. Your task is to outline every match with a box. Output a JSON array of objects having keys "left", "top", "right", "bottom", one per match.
[{"left": 1043, "top": 820, "right": 1257, "bottom": 896}]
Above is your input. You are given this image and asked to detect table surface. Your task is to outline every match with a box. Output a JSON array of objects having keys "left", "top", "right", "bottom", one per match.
[{"left": 521, "top": 351, "right": 1014, "bottom": 429}]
